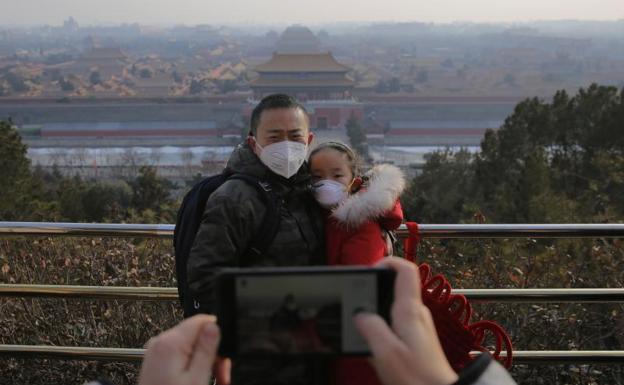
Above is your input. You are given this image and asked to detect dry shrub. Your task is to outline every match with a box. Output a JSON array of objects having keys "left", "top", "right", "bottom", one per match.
[
  {"left": 2, "top": 236, "right": 624, "bottom": 384},
  {"left": 417, "top": 238, "right": 624, "bottom": 384},
  {"left": 0, "top": 237, "right": 180, "bottom": 385}
]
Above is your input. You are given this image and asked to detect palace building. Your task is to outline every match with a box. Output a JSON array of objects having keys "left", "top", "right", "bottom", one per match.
[
  {"left": 247, "top": 26, "right": 361, "bottom": 130},
  {"left": 250, "top": 25, "right": 355, "bottom": 101},
  {"left": 249, "top": 52, "right": 355, "bottom": 101}
]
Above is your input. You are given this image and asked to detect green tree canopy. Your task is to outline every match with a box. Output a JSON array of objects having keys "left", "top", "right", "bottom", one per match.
[
  {"left": 130, "top": 166, "right": 175, "bottom": 219},
  {"left": 345, "top": 114, "right": 369, "bottom": 160},
  {"left": 0, "top": 121, "right": 37, "bottom": 220},
  {"left": 0, "top": 121, "right": 176, "bottom": 223},
  {"left": 403, "top": 84, "right": 624, "bottom": 224}
]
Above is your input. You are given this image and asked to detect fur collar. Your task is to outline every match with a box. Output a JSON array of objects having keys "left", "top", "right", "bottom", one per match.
[{"left": 331, "top": 164, "right": 405, "bottom": 228}]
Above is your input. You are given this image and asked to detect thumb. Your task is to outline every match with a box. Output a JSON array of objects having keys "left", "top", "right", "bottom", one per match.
[
  {"left": 187, "top": 322, "right": 220, "bottom": 383},
  {"left": 354, "top": 312, "right": 403, "bottom": 357}
]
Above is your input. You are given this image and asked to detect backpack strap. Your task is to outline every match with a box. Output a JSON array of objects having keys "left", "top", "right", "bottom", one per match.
[
  {"left": 303, "top": 192, "right": 323, "bottom": 247},
  {"left": 227, "top": 173, "right": 282, "bottom": 265}
]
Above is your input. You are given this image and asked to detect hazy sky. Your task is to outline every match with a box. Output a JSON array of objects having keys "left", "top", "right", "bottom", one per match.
[{"left": 1, "top": 0, "right": 623, "bottom": 26}]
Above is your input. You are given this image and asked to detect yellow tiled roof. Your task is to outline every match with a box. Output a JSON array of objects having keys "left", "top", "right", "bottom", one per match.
[{"left": 254, "top": 53, "right": 351, "bottom": 73}]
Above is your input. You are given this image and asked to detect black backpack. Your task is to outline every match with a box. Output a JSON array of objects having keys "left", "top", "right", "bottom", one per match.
[{"left": 173, "top": 172, "right": 281, "bottom": 317}]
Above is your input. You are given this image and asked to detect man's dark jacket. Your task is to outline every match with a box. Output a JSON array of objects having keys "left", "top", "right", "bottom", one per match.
[{"left": 187, "top": 143, "right": 325, "bottom": 385}]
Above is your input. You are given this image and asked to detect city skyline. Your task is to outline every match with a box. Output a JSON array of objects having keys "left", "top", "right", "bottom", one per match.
[{"left": 1, "top": 0, "right": 623, "bottom": 27}]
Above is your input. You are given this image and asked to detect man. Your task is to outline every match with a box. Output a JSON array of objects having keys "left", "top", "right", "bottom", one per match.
[{"left": 187, "top": 94, "right": 325, "bottom": 384}]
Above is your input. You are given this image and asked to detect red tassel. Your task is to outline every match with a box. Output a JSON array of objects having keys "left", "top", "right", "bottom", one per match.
[
  {"left": 403, "top": 222, "right": 420, "bottom": 262},
  {"left": 417, "top": 262, "right": 514, "bottom": 370},
  {"left": 398, "top": 225, "right": 514, "bottom": 370}
]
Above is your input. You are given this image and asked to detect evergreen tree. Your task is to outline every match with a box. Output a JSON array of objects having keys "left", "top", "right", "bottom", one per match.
[
  {"left": 89, "top": 71, "right": 102, "bottom": 85},
  {"left": 130, "top": 166, "right": 174, "bottom": 215},
  {"left": 0, "top": 121, "right": 35, "bottom": 220},
  {"left": 345, "top": 114, "right": 369, "bottom": 160},
  {"left": 402, "top": 149, "right": 476, "bottom": 223},
  {"left": 402, "top": 84, "right": 624, "bottom": 224}
]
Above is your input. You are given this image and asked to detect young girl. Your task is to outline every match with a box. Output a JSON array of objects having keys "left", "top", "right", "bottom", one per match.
[
  {"left": 309, "top": 143, "right": 514, "bottom": 380},
  {"left": 309, "top": 141, "right": 405, "bottom": 385},
  {"left": 309, "top": 141, "right": 405, "bottom": 267}
]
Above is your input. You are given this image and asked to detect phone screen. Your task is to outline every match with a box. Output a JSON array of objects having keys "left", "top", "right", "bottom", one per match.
[{"left": 235, "top": 273, "right": 378, "bottom": 355}]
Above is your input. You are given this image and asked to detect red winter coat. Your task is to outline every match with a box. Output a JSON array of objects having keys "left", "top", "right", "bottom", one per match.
[
  {"left": 325, "top": 164, "right": 405, "bottom": 385},
  {"left": 326, "top": 200, "right": 403, "bottom": 265}
]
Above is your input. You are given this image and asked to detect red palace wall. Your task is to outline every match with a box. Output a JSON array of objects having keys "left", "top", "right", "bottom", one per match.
[{"left": 242, "top": 104, "right": 364, "bottom": 130}]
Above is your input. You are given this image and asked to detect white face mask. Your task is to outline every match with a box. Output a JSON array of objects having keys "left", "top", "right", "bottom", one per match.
[
  {"left": 312, "top": 179, "right": 349, "bottom": 209},
  {"left": 256, "top": 140, "right": 307, "bottom": 179}
]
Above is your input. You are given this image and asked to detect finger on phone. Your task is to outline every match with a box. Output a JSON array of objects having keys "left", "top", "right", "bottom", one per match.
[
  {"left": 354, "top": 312, "right": 414, "bottom": 385},
  {"left": 353, "top": 312, "right": 403, "bottom": 358}
]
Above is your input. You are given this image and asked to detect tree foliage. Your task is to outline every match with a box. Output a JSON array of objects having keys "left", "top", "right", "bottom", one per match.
[
  {"left": 0, "top": 122, "right": 176, "bottom": 223},
  {"left": 89, "top": 71, "right": 102, "bottom": 85},
  {"left": 400, "top": 84, "right": 624, "bottom": 384},
  {"left": 129, "top": 166, "right": 176, "bottom": 219},
  {"left": 0, "top": 121, "right": 35, "bottom": 220},
  {"left": 5, "top": 72, "right": 29, "bottom": 92},
  {"left": 403, "top": 149, "right": 476, "bottom": 223},
  {"left": 345, "top": 114, "right": 369, "bottom": 160},
  {"left": 404, "top": 84, "right": 624, "bottom": 224}
]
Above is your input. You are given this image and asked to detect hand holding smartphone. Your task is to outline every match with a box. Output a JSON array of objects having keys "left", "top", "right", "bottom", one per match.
[{"left": 214, "top": 266, "right": 395, "bottom": 357}]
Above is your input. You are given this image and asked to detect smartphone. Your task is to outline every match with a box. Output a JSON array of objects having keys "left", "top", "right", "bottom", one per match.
[{"left": 214, "top": 266, "right": 395, "bottom": 357}]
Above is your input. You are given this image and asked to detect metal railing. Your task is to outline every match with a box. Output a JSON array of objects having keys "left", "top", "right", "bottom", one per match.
[
  {"left": 3, "top": 284, "right": 624, "bottom": 303},
  {"left": 2, "top": 345, "right": 624, "bottom": 364},
  {"left": 2, "top": 221, "right": 624, "bottom": 364},
  {"left": 3, "top": 221, "right": 624, "bottom": 238}
]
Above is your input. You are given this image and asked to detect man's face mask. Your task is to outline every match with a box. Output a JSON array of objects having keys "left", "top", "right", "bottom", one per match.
[
  {"left": 256, "top": 140, "right": 308, "bottom": 179},
  {"left": 312, "top": 179, "right": 349, "bottom": 209}
]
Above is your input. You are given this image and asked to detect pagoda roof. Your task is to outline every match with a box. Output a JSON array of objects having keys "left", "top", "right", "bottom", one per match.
[
  {"left": 276, "top": 25, "right": 322, "bottom": 53},
  {"left": 249, "top": 77, "right": 354, "bottom": 88},
  {"left": 254, "top": 53, "right": 351, "bottom": 73}
]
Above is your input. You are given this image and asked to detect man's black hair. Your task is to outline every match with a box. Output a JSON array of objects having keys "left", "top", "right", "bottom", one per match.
[{"left": 249, "top": 94, "right": 309, "bottom": 136}]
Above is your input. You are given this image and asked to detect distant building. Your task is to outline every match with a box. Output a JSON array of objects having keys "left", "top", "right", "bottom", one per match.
[
  {"left": 132, "top": 74, "right": 175, "bottom": 97},
  {"left": 248, "top": 25, "right": 360, "bottom": 128},
  {"left": 276, "top": 25, "right": 322, "bottom": 53},
  {"left": 62, "top": 17, "right": 79, "bottom": 33},
  {"left": 68, "top": 44, "right": 128, "bottom": 80},
  {"left": 249, "top": 25, "right": 355, "bottom": 101},
  {"left": 40, "top": 121, "right": 217, "bottom": 138},
  {"left": 250, "top": 52, "right": 355, "bottom": 101},
  {"left": 241, "top": 96, "right": 364, "bottom": 131}
]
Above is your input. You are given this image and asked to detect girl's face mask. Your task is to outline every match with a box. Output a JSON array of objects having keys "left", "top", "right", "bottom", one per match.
[{"left": 312, "top": 179, "right": 350, "bottom": 208}]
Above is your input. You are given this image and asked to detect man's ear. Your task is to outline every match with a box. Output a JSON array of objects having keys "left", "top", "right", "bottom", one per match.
[
  {"left": 247, "top": 135, "right": 258, "bottom": 155},
  {"left": 307, "top": 132, "right": 315, "bottom": 146}
]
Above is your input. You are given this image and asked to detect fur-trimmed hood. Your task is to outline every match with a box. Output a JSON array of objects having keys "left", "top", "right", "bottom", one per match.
[{"left": 331, "top": 163, "right": 405, "bottom": 229}]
